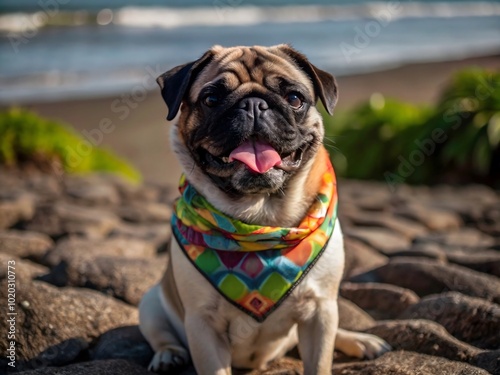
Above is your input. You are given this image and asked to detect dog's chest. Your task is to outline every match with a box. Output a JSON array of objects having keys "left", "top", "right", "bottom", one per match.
[{"left": 226, "top": 280, "right": 319, "bottom": 368}]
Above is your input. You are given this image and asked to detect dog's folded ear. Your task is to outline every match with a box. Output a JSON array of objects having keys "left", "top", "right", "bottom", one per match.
[
  {"left": 157, "top": 50, "right": 215, "bottom": 121},
  {"left": 276, "top": 44, "right": 338, "bottom": 115}
]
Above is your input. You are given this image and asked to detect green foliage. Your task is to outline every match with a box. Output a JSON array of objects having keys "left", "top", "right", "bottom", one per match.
[
  {"left": 434, "top": 68, "right": 500, "bottom": 177},
  {"left": 0, "top": 108, "right": 141, "bottom": 182},
  {"left": 323, "top": 68, "right": 500, "bottom": 186}
]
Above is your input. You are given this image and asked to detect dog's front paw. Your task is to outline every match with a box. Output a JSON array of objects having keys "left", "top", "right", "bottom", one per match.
[
  {"left": 351, "top": 332, "right": 391, "bottom": 360},
  {"left": 148, "top": 346, "right": 190, "bottom": 373},
  {"left": 336, "top": 330, "right": 391, "bottom": 360}
]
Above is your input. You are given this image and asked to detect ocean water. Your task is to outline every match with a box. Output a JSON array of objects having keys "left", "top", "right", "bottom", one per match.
[{"left": 0, "top": 0, "right": 499, "bottom": 103}]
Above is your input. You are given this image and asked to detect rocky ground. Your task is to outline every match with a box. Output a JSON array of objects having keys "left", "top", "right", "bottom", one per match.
[{"left": 0, "top": 168, "right": 499, "bottom": 375}]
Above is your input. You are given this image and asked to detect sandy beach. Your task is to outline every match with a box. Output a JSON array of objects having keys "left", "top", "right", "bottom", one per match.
[{"left": 7, "top": 54, "right": 500, "bottom": 187}]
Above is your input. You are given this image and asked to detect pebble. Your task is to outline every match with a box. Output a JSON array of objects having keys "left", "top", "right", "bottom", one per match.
[{"left": 0, "top": 169, "right": 498, "bottom": 374}]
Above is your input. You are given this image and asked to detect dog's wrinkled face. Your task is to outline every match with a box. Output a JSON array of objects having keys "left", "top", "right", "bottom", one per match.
[{"left": 157, "top": 44, "right": 337, "bottom": 195}]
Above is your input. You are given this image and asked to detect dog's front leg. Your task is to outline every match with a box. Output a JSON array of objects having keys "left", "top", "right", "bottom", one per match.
[
  {"left": 297, "top": 299, "right": 338, "bottom": 375},
  {"left": 185, "top": 313, "right": 232, "bottom": 375}
]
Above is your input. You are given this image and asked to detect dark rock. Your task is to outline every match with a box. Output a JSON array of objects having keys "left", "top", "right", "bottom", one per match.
[
  {"left": 0, "top": 279, "right": 138, "bottom": 361},
  {"left": 121, "top": 184, "right": 163, "bottom": 203},
  {"left": 425, "top": 186, "right": 494, "bottom": 222},
  {"left": 332, "top": 351, "right": 490, "bottom": 375},
  {"left": 337, "top": 200, "right": 358, "bottom": 225},
  {"left": 477, "top": 221, "right": 500, "bottom": 237},
  {"left": 484, "top": 203, "right": 500, "bottom": 221},
  {"left": 343, "top": 238, "right": 388, "bottom": 279},
  {"left": 0, "top": 253, "right": 48, "bottom": 281},
  {"left": 480, "top": 204, "right": 500, "bottom": 237},
  {"left": 349, "top": 258, "right": 500, "bottom": 304},
  {"left": 16, "top": 359, "right": 152, "bottom": 375},
  {"left": 365, "top": 320, "right": 481, "bottom": 364},
  {"left": 0, "top": 201, "right": 23, "bottom": 229},
  {"left": 41, "top": 256, "right": 166, "bottom": 305},
  {"left": 110, "top": 222, "right": 171, "bottom": 250},
  {"left": 345, "top": 228, "right": 411, "bottom": 255},
  {"left": 0, "top": 192, "right": 35, "bottom": 229},
  {"left": 2, "top": 169, "right": 500, "bottom": 375},
  {"left": 43, "top": 237, "right": 156, "bottom": 267},
  {"left": 414, "top": 228, "right": 495, "bottom": 250},
  {"left": 446, "top": 250, "right": 500, "bottom": 278},
  {"left": 0, "top": 168, "right": 24, "bottom": 190},
  {"left": 64, "top": 175, "right": 120, "bottom": 206},
  {"left": 93, "top": 173, "right": 161, "bottom": 203},
  {"left": 394, "top": 203, "right": 462, "bottom": 231},
  {"left": 0, "top": 230, "right": 53, "bottom": 261},
  {"left": 472, "top": 350, "right": 500, "bottom": 375},
  {"left": 453, "top": 184, "right": 498, "bottom": 205},
  {"left": 342, "top": 210, "right": 428, "bottom": 239},
  {"left": 156, "top": 185, "right": 178, "bottom": 207},
  {"left": 338, "top": 297, "right": 376, "bottom": 331},
  {"left": 90, "top": 326, "right": 153, "bottom": 367},
  {"left": 347, "top": 195, "right": 390, "bottom": 212},
  {"left": 339, "top": 180, "right": 392, "bottom": 212},
  {"left": 23, "top": 173, "right": 62, "bottom": 201},
  {"left": 17, "top": 338, "right": 88, "bottom": 371},
  {"left": 399, "top": 292, "right": 500, "bottom": 350},
  {"left": 340, "top": 282, "right": 419, "bottom": 320},
  {"left": 25, "top": 202, "right": 119, "bottom": 239},
  {"left": 403, "top": 243, "right": 447, "bottom": 261},
  {"left": 115, "top": 202, "right": 172, "bottom": 223},
  {"left": 391, "top": 247, "right": 447, "bottom": 261}
]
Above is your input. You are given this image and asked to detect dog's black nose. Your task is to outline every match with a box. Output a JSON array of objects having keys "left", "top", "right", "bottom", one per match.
[{"left": 238, "top": 97, "right": 269, "bottom": 118}]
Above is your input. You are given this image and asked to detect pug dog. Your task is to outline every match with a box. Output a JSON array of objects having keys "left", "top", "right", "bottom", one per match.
[{"left": 139, "top": 44, "right": 390, "bottom": 374}]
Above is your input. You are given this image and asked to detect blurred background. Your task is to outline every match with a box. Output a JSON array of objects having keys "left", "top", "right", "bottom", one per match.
[{"left": 1, "top": 0, "right": 499, "bottom": 188}]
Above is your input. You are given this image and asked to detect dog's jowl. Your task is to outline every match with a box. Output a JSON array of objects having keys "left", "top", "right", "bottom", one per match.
[{"left": 139, "top": 44, "right": 391, "bottom": 375}]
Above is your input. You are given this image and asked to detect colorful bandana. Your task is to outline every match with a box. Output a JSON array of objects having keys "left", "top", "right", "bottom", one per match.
[{"left": 171, "top": 157, "right": 338, "bottom": 322}]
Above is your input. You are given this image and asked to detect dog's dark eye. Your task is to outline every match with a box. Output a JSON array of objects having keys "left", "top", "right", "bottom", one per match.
[
  {"left": 203, "top": 94, "right": 220, "bottom": 108},
  {"left": 286, "top": 93, "right": 303, "bottom": 109}
]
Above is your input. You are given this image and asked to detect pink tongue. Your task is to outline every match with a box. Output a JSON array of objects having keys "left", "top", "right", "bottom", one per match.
[{"left": 229, "top": 140, "right": 282, "bottom": 173}]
